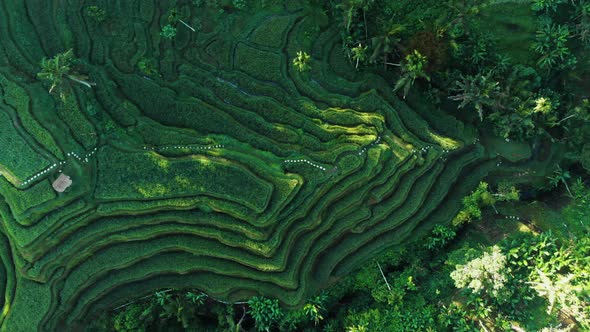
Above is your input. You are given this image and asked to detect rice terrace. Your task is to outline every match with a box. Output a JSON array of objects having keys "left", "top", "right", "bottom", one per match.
[{"left": 0, "top": 0, "right": 589, "bottom": 331}]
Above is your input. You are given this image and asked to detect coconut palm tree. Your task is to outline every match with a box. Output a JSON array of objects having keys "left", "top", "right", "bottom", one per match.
[
  {"left": 449, "top": 73, "right": 503, "bottom": 121},
  {"left": 393, "top": 50, "right": 430, "bottom": 99},
  {"left": 351, "top": 43, "right": 368, "bottom": 68},
  {"left": 37, "top": 49, "right": 95, "bottom": 97},
  {"left": 293, "top": 51, "right": 311, "bottom": 72}
]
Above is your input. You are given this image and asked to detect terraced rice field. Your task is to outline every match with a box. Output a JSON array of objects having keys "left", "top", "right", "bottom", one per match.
[{"left": 0, "top": 1, "right": 550, "bottom": 330}]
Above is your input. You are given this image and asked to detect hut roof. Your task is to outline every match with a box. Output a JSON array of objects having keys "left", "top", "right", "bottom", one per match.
[{"left": 52, "top": 174, "right": 72, "bottom": 192}]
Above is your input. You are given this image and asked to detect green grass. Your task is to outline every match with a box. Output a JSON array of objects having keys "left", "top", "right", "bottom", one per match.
[
  {"left": 234, "top": 43, "right": 285, "bottom": 82},
  {"left": 0, "top": 277, "right": 51, "bottom": 332},
  {"left": 249, "top": 15, "right": 294, "bottom": 48},
  {"left": 481, "top": 131, "right": 532, "bottom": 162},
  {"left": 0, "top": 233, "right": 15, "bottom": 327},
  {"left": 0, "top": 109, "right": 50, "bottom": 184},
  {"left": 0, "top": 180, "right": 55, "bottom": 218},
  {"left": 504, "top": 193, "right": 590, "bottom": 240},
  {"left": 0, "top": 74, "right": 63, "bottom": 159},
  {"left": 95, "top": 146, "right": 273, "bottom": 213}
]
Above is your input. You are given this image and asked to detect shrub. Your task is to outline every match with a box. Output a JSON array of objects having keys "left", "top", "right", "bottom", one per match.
[
  {"left": 424, "top": 225, "right": 456, "bottom": 250},
  {"left": 113, "top": 304, "right": 148, "bottom": 332},
  {"left": 452, "top": 182, "right": 494, "bottom": 226},
  {"left": 531, "top": 0, "right": 566, "bottom": 12},
  {"left": 160, "top": 25, "right": 177, "bottom": 39},
  {"left": 137, "top": 58, "right": 158, "bottom": 76},
  {"left": 582, "top": 145, "right": 590, "bottom": 173},
  {"left": 533, "top": 23, "right": 575, "bottom": 71},
  {"left": 232, "top": 0, "right": 246, "bottom": 10},
  {"left": 85, "top": 5, "right": 107, "bottom": 22},
  {"left": 450, "top": 245, "right": 510, "bottom": 299},
  {"left": 504, "top": 232, "right": 590, "bottom": 328},
  {"left": 247, "top": 296, "right": 282, "bottom": 332}
]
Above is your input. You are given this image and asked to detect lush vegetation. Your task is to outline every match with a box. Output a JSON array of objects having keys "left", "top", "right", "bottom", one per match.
[
  {"left": 84, "top": 181, "right": 590, "bottom": 331},
  {"left": 0, "top": 0, "right": 588, "bottom": 331}
]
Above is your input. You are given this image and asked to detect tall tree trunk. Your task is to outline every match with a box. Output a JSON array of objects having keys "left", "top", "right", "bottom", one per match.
[
  {"left": 555, "top": 114, "right": 576, "bottom": 126},
  {"left": 376, "top": 261, "right": 392, "bottom": 291},
  {"left": 563, "top": 180, "right": 573, "bottom": 198}
]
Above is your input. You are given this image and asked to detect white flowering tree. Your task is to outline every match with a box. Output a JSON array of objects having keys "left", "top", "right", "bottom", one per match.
[{"left": 450, "top": 245, "right": 510, "bottom": 299}]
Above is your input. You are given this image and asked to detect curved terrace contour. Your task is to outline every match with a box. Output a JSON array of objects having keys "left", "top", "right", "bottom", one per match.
[{"left": 0, "top": 1, "right": 528, "bottom": 330}]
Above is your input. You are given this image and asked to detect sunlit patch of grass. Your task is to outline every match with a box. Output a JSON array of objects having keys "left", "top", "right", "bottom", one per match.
[
  {"left": 481, "top": 133, "right": 531, "bottom": 162},
  {"left": 503, "top": 185, "right": 589, "bottom": 240},
  {"left": 428, "top": 132, "right": 462, "bottom": 150},
  {"left": 518, "top": 222, "right": 534, "bottom": 234},
  {"left": 147, "top": 153, "right": 170, "bottom": 171},
  {"left": 244, "top": 240, "right": 271, "bottom": 256},
  {"left": 174, "top": 175, "right": 192, "bottom": 188},
  {"left": 2, "top": 302, "right": 10, "bottom": 318},
  {"left": 458, "top": 211, "right": 533, "bottom": 247},
  {"left": 136, "top": 183, "right": 170, "bottom": 198}
]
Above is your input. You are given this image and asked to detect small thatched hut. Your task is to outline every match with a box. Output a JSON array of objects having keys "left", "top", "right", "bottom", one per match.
[{"left": 52, "top": 174, "right": 72, "bottom": 193}]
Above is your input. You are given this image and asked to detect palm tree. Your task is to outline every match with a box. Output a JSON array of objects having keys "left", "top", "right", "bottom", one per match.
[
  {"left": 293, "top": 51, "right": 311, "bottom": 72},
  {"left": 155, "top": 290, "right": 172, "bottom": 306},
  {"left": 226, "top": 306, "right": 247, "bottom": 332},
  {"left": 351, "top": 43, "right": 368, "bottom": 68},
  {"left": 393, "top": 50, "right": 430, "bottom": 99},
  {"left": 160, "top": 24, "right": 177, "bottom": 39},
  {"left": 449, "top": 73, "right": 503, "bottom": 121},
  {"left": 185, "top": 292, "right": 206, "bottom": 305},
  {"left": 37, "top": 49, "right": 95, "bottom": 97}
]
